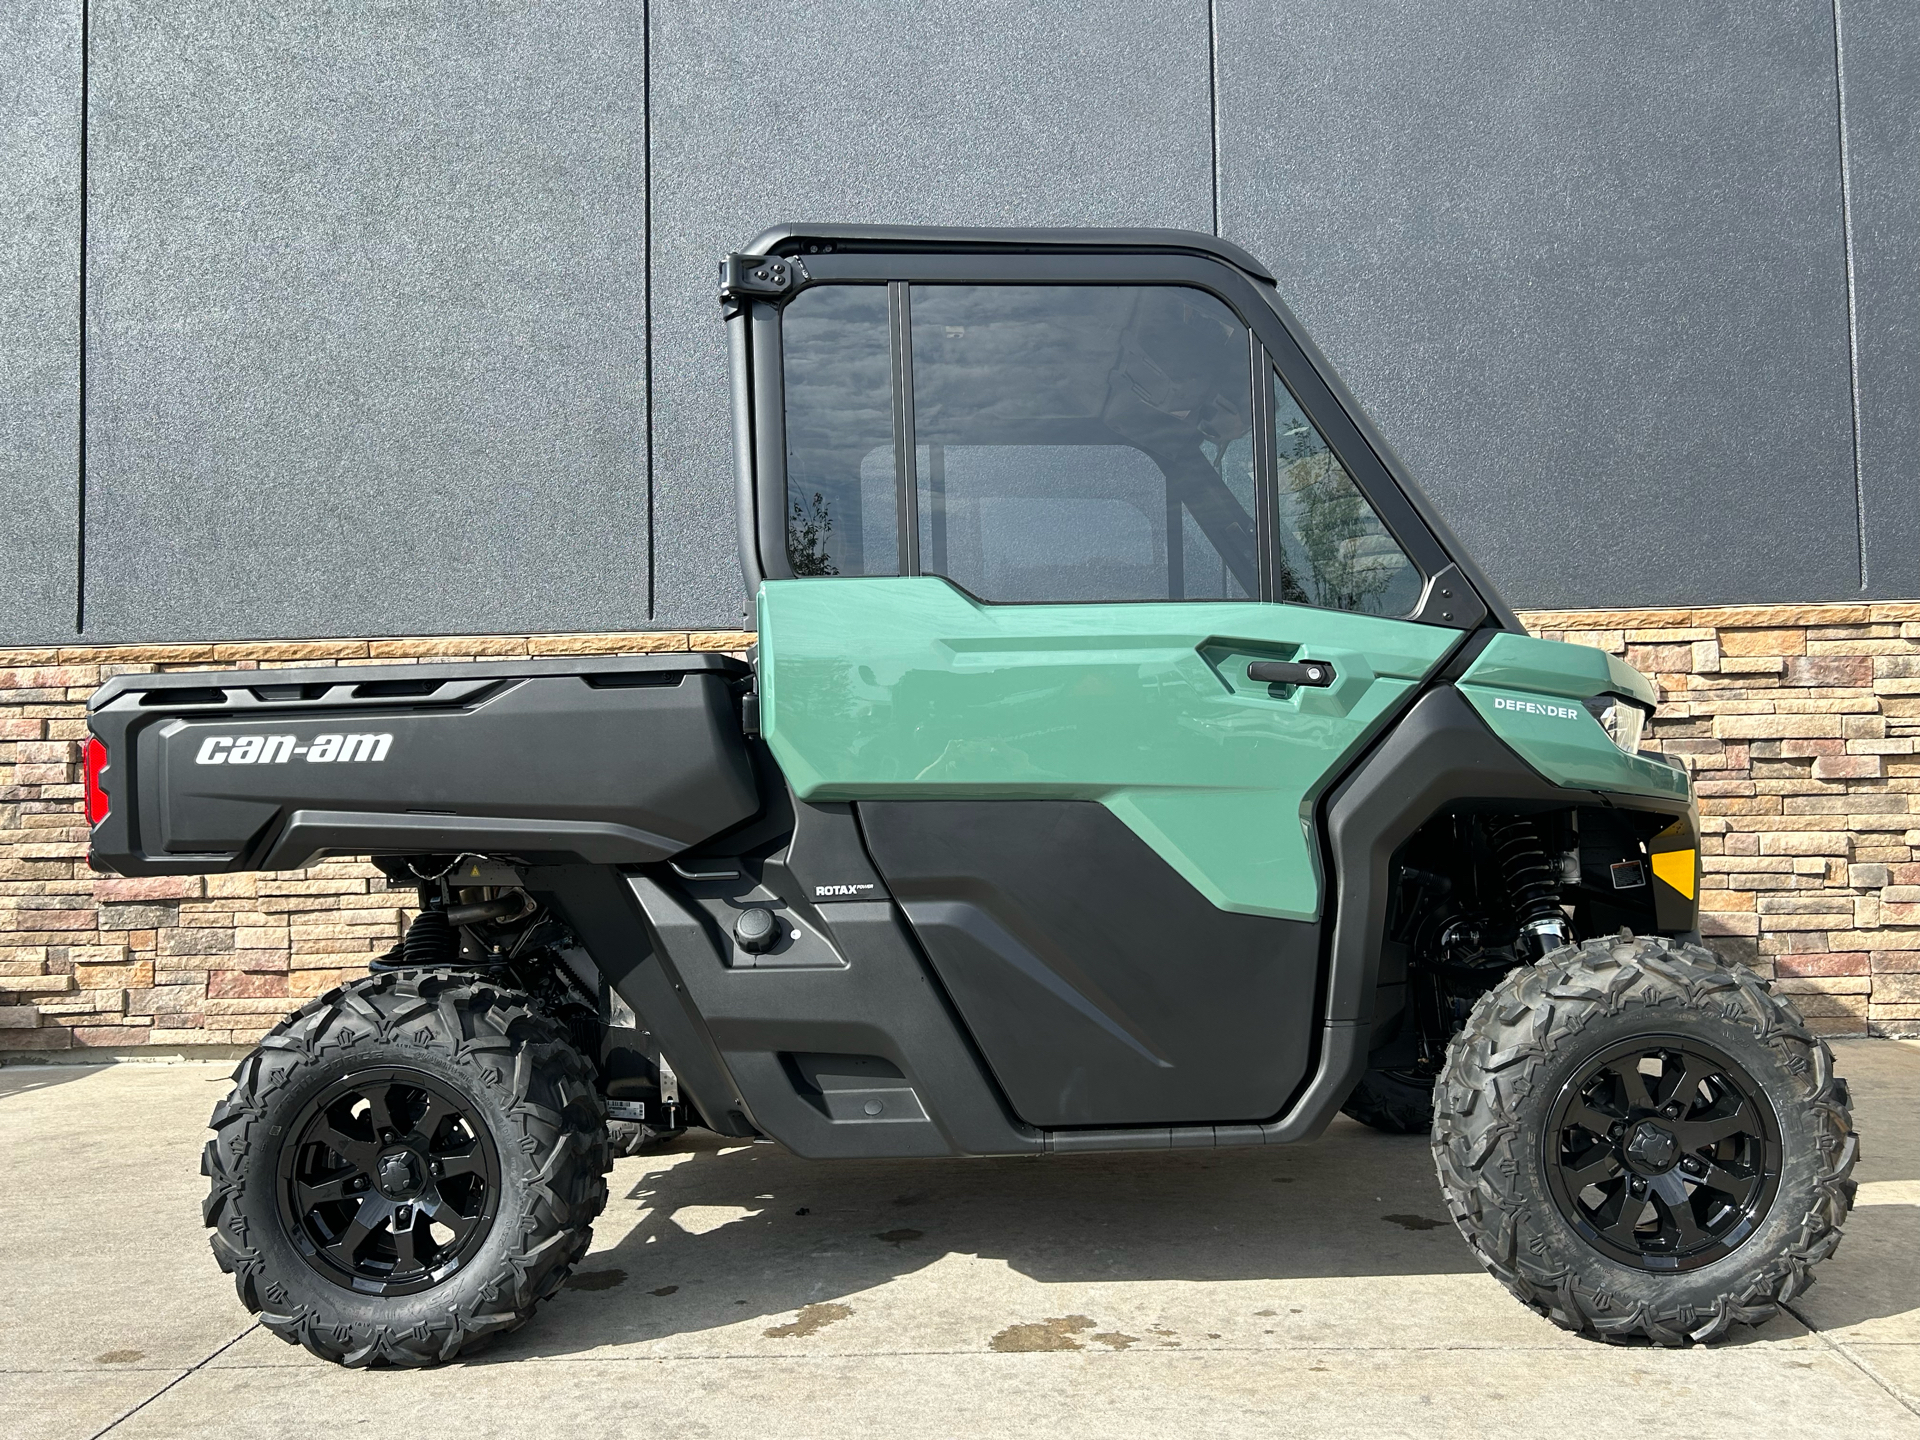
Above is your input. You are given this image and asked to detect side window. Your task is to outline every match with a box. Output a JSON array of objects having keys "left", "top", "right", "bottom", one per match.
[
  {"left": 781, "top": 286, "right": 897, "bottom": 576},
  {"left": 909, "top": 285, "right": 1256, "bottom": 603},
  {"left": 1269, "top": 368, "right": 1422, "bottom": 616}
]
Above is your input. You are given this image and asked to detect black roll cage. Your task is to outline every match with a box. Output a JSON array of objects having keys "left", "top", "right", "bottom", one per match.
[{"left": 723, "top": 224, "right": 1520, "bottom": 632}]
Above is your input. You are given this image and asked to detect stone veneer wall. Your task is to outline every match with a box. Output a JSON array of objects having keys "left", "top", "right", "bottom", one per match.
[
  {"left": 1520, "top": 604, "right": 1920, "bottom": 1040},
  {"left": 3, "top": 605, "right": 1917, "bottom": 1060}
]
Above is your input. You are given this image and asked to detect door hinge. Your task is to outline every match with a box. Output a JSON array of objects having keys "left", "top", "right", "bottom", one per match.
[{"left": 719, "top": 253, "right": 809, "bottom": 314}]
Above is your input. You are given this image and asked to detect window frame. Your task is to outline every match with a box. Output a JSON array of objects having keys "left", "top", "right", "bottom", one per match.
[{"left": 754, "top": 250, "right": 1449, "bottom": 613}]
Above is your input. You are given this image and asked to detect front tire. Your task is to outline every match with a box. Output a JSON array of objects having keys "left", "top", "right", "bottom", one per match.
[
  {"left": 1432, "top": 935, "right": 1855, "bottom": 1345},
  {"left": 201, "top": 970, "right": 610, "bottom": 1366}
]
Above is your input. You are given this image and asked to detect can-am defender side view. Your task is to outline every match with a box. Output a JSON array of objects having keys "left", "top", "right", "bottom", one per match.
[{"left": 85, "top": 226, "right": 1855, "bottom": 1365}]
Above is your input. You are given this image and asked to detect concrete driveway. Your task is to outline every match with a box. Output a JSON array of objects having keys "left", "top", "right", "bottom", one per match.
[{"left": 3, "top": 1039, "right": 1917, "bottom": 1440}]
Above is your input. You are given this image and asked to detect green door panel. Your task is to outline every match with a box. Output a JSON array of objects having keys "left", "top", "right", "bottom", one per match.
[
  {"left": 758, "top": 577, "right": 1458, "bottom": 919},
  {"left": 1458, "top": 632, "right": 1690, "bottom": 802}
]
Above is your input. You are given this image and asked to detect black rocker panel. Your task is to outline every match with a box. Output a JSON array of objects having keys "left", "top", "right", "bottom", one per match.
[{"left": 858, "top": 799, "right": 1319, "bottom": 1128}]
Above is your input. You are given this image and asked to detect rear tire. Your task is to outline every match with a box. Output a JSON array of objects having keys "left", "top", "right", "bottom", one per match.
[
  {"left": 1340, "top": 1066, "right": 1435, "bottom": 1134},
  {"left": 201, "top": 969, "right": 610, "bottom": 1367},
  {"left": 608, "top": 1119, "right": 685, "bottom": 1157},
  {"left": 1432, "top": 935, "right": 1855, "bottom": 1345}
]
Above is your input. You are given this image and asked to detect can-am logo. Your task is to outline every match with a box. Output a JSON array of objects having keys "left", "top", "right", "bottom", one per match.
[
  {"left": 1492, "top": 697, "right": 1581, "bottom": 720},
  {"left": 193, "top": 733, "right": 393, "bottom": 765}
]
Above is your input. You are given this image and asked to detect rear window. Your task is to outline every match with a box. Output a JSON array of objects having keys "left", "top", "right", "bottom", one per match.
[{"left": 781, "top": 285, "right": 897, "bottom": 577}]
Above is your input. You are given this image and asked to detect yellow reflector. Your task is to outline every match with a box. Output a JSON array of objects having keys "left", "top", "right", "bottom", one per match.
[{"left": 1651, "top": 848, "right": 1696, "bottom": 900}]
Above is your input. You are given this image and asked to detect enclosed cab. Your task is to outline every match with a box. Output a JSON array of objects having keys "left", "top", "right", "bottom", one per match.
[{"left": 720, "top": 225, "right": 1701, "bottom": 1131}]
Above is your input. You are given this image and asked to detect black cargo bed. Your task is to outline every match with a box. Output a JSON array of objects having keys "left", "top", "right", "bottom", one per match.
[{"left": 87, "top": 653, "right": 759, "bottom": 876}]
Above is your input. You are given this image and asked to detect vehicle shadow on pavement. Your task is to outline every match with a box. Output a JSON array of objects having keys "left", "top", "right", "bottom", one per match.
[
  {"left": 482, "top": 1120, "right": 1518, "bottom": 1359},
  {"left": 475, "top": 1102, "right": 1920, "bottom": 1361},
  {"left": 0, "top": 1063, "right": 112, "bottom": 1102}
]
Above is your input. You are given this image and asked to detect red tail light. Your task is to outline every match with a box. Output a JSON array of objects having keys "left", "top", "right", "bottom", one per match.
[{"left": 84, "top": 736, "right": 110, "bottom": 826}]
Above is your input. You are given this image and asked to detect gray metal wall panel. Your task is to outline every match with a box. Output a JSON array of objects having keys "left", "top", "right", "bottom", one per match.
[
  {"left": 1842, "top": 0, "right": 1920, "bottom": 601},
  {"left": 0, "top": 1, "right": 79, "bottom": 646},
  {"left": 1218, "top": 1, "right": 1860, "bottom": 611},
  {"left": 83, "top": 3, "right": 650, "bottom": 644},
  {"left": 647, "top": 0, "right": 1214, "bottom": 629}
]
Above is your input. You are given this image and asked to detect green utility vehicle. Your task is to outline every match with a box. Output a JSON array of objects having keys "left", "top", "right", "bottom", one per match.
[{"left": 85, "top": 226, "right": 1855, "bottom": 1365}]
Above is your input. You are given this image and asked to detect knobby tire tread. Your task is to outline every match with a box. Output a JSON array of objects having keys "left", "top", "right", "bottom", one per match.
[
  {"left": 1431, "top": 936, "right": 1856, "bottom": 1345},
  {"left": 608, "top": 1119, "right": 685, "bottom": 1158},
  {"left": 200, "top": 969, "right": 611, "bottom": 1367},
  {"left": 1341, "top": 1067, "right": 1435, "bottom": 1135}
]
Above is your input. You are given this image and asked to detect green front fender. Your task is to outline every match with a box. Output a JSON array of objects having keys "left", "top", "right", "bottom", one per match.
[{"left": 1458, "top": 632, "right": 1690, "bottom": 802}]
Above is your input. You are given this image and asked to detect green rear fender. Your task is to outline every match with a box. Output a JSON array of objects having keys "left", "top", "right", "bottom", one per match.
[{"left": 757, "top": 577, "right": 1458, "bottom": 920}]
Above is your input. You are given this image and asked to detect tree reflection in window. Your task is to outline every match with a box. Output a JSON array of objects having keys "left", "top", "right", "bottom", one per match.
[
  {"left": 782, "top": 286, "right": 896, "bottom": 577},
  {"left": 788, "top": 490, "right": 839, "bottom": 577},
  {"left": 1271, "top": 371, "right": 1421, "bottom": 616}
]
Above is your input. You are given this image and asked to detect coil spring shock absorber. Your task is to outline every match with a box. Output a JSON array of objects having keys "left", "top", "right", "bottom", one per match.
[{"left": 1490, "top": 817, "right": 1574, "bottom": 960}]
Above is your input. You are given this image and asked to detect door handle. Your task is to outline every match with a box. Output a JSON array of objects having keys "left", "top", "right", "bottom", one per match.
[{"left": 1248, "top": 659, "right": 1337, "bottom": 688}]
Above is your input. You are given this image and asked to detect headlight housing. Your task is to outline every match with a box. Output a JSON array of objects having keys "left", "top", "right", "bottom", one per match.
[{"left": 1583, "top": 693, "right": 1650, "bottom": 754}]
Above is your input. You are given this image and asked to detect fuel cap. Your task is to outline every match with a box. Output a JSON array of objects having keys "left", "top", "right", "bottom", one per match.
[{"left": 734, "top": 906, "right": 780, "bottom": 954}]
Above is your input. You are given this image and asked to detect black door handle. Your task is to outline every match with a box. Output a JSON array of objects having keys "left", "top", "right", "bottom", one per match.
[{"left": 1248, "top": 659, "right": 1337, "bottom": 688}]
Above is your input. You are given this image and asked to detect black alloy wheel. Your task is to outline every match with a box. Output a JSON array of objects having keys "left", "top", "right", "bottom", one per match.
[
  {"left": 1432, "top": 935, "right": 1855, "bottom": 1345},
  {"left": 1544, "top": 1036, "right": 1781, "bottom": 1273},
  {"left": 279, "top": 1068, "right": 502, "bottom": 1295},
  {"left": 205, "top": 970, "right": 609, "bottom": 1366}
]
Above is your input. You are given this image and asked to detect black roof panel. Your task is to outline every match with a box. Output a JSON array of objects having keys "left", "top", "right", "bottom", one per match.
[{"left": 742, "top": 223, "right": 1276, "bottom": 287}]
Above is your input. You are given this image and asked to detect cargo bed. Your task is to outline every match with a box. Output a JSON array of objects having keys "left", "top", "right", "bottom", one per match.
[{"left": 85, "top": 653, "right": 758, "bottom": 875}]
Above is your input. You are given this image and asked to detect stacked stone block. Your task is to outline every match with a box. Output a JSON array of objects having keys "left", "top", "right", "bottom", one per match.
[{"left": 2, "top": 607, "right": 1915, "bottom": 1059}]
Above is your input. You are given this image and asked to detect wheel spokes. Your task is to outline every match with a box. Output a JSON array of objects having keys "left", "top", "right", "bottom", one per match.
[
  {"left": 415, "top": 1093, "right": 459, "bottom": 1145},
  {"left": 1566, "top": 1098, "right": 1622, "bottom": 1138},
  {"left": 421, "top": 1192, "right": 482, "bottom": 1246},
  {"left": 362, "top": 1081, "right": 403, "bottom": 1138},
  {"left": 324, "top": 1198, "right": 387, "bottom": 1266},
  {"left": 312, "top": 1119, "right": 378, "bottom": 1172},
  {"left": 1657, "top": 1188, "right": 1711, "bottom": 1252},
  {"left": 437, "top": 1142, "right": 487, "bottom": 1181},
  {"left": 1562, "top": 1145, "right": 1621, "bottom": 1190},
  {"left": 1691, "top": 1157, "right": 1761, "bottom": 1207},
  {"left": 1601, "top": 1057, "right": 1658, "bottom": 1114},
  {"left": 1671, "top": 1101, "right": 1759, "bottom": 1152},
  {"left": 1593, "top": 1185, "right": 1648, "bottom": 1248},
  {"left": 389, "top": 1211, "right": 422, "bottom": 1273},
  {"left": 295, "top": 1170, "right": 359, "bottom": 1209},
  {"left": 1655, "top": 1055, "right": 1716, "bottom": 1115}
]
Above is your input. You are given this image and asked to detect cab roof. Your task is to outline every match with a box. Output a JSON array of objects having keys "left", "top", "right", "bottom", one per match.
[{"left": 743, "top": 224, "right": 1277, "bottom": 288}]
